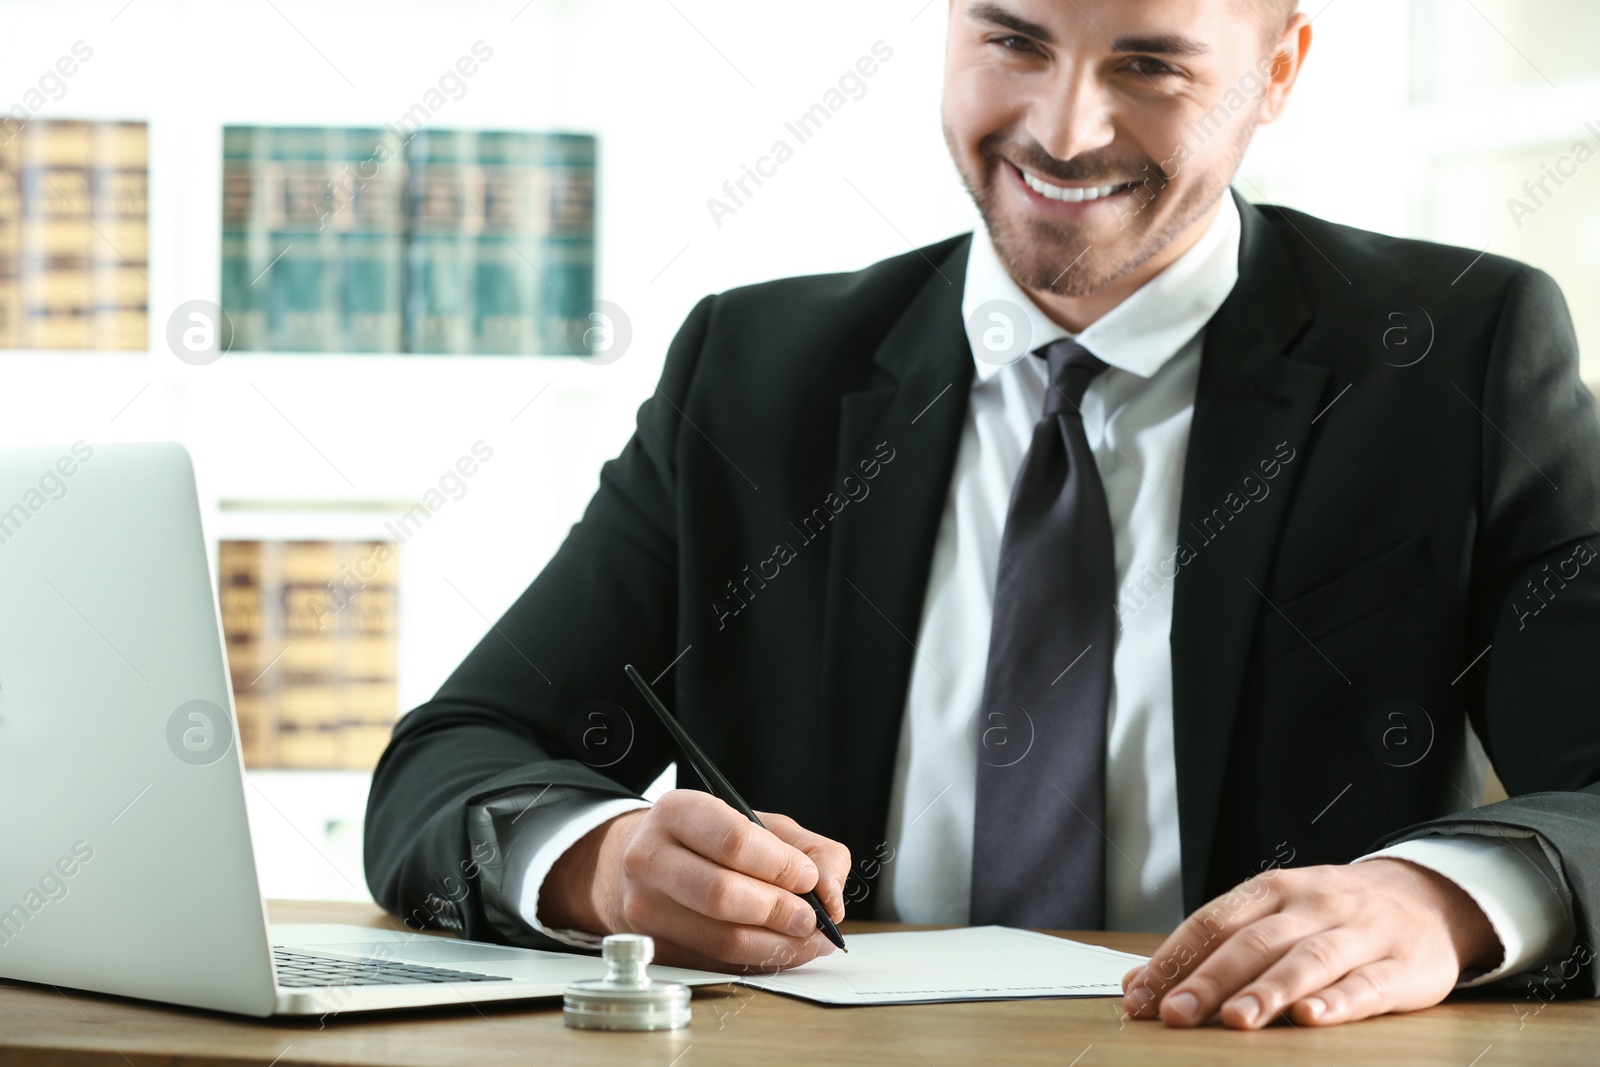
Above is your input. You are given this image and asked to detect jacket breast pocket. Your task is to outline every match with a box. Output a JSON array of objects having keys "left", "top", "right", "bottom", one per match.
[{"left": 1255, "top": 534, "right": 1437, "bottom": 665}]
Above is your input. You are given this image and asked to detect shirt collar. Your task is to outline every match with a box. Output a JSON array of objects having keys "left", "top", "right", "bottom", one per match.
[{"left": 962, "top": 190, "right": 1242, "bottom": 383}]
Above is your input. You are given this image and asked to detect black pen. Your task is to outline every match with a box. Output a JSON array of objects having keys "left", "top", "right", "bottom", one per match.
[{"left": 623, "top": 663, "right": 848, "bottom": 954}]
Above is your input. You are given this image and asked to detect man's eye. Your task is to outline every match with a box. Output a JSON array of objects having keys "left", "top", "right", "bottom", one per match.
[
  {"left": 1124, "top": 56, "right": 1178, "bottom": 77},
  {"left": 991, "top": 35, "right": 1039, "bottom": 55}
]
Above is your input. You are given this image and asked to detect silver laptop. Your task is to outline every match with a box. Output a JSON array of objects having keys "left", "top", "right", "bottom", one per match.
[{"left": 0, "top": 441, "right": 726, "bottom": 1017}]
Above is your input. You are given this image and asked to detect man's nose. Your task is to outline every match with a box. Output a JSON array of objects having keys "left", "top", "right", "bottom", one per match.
[{"left": 1027, "top": 67, "right": 1117, "bottom": 168}]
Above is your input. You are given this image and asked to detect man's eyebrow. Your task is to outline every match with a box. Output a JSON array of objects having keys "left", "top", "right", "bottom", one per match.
[
  {"left": 1110, "top": 34, "right": 1210, "bottom": 57},
  {"left": 966, "top": 3, "right": 1054, "bottom": 44},
  {"left": 965, "top": 7, "right": 1211, "bottom": 59}
]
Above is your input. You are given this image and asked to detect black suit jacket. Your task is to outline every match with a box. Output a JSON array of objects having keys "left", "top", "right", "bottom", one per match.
[{"left": 365, "top": 191, "right": 1600, "bottom": 997}]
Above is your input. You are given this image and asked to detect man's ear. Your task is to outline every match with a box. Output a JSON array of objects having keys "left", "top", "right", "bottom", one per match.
[{"left": 1258, "top": 12, "right": 1313, "bottom": 126}]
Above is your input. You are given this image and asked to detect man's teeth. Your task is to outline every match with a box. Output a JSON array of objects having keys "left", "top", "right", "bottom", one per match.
[{"left": 1020, "top": 170, "right": 1124, "bottom": 203}]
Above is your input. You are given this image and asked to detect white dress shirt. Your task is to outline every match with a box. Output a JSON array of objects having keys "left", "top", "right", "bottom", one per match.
[
  {"left": 874, "top": 193, "right": 1239, "bottom": 934},
  {"left": 490, "top": 193, "right": 1573, "bottom": 985}
]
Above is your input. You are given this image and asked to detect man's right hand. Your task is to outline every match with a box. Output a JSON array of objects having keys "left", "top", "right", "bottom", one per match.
[{"left": 537, "top": 788, "right": 851, "bottom": 973}]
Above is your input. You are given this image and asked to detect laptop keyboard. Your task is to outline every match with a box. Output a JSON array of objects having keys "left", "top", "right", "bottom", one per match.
[{"left": 272, "top": 948, "right": 514, "bottom": 988}]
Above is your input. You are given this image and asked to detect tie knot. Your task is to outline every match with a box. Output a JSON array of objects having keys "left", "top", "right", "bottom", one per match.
[{"left": 1036, "top": 339, "right": 1108, "bottom": 418}]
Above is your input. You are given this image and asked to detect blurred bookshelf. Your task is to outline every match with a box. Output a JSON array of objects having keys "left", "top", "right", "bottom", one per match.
[
  {"left": 221, "top": 126, "right": 596, "bottom": 355},
  {"left": 0, "top": 111, "right": 626, "bottom": 902},
  {"left": 0, "top": 6, "right": 653, "bottom": 901},
  {"left": 219, "top": 539, "right": 400, "bottom": 771},
  {"left": 216, "top": 536, "right": 401, "bottom": 904},
  {"left": 0, "top": 119, "right": 148, "bottom": 349}
]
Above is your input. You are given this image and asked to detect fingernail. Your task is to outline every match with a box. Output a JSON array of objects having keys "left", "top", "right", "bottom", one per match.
[
  {"left": 789, "top": 911, "right": 815, "bottom": 936},
  {"left": 1125, "top": 986, "right": 1153, "bottom": 1017},
  {"left": 1303, "top": 996, "right": 1326, "bottom": 1020},
  {"left": 1231, "top": 993, "right": 1262, "bottom": 1027},
  {"left": 1166, "top": 991, "right": 1199, "bottom": 1023},
  {"left": 818, "top": 938, "right": 836, "bottom": 956}
]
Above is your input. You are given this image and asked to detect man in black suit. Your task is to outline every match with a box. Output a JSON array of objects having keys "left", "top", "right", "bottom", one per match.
[{"left": 366, "top": 0, "right": 1600, "bottom": 1029}]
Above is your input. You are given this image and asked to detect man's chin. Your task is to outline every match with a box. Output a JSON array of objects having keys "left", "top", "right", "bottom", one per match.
[
  {"left": 995, "top": 231, "right": 1144, "bottom": 298},
  {"left": 989, "top": 188, "right": 1196, "bottom": 298}
]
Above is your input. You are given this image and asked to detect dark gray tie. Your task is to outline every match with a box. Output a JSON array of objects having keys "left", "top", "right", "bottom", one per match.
[{"left": 970, "top": 339, "right": 1114, "bottom": 930}]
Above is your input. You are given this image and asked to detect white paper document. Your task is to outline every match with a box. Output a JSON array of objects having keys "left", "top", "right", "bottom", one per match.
[{"left": 733, "top": 926, "right": 1149, "bottom": 1006}]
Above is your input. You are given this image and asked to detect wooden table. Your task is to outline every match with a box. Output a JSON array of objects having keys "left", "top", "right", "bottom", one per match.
[{"left": 0, "top": 900, "right": 1591, "bottom": 1066}]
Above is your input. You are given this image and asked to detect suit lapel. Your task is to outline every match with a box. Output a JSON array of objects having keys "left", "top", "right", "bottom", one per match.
[
  {"left": 820, "top": 238, "right": 974, "bottom": 877},
  {"left": 1171, "top": 193, "right": 1329, "bottom": 909}
]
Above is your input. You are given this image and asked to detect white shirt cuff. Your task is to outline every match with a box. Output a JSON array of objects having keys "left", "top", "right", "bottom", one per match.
[
  {"left": 1358, "top": 832, "right": 1576, "bottom": 987},
  {"left": 499, "top": 794, "right": 654, "bottom": 950}
]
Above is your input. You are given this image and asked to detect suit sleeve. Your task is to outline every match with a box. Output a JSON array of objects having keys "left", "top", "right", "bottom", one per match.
[
  {"left": 1375, "top": 266, "right": 1600, "bottom": 997},
  {"left": 497, "top": 792, "right": 655, "bottom": 950},
  {"left": 1359, "top": 834, "right": 1575, "bottom": 986},
  {"left": 362, "top": 295, "right": 716, "bottom": 944}
]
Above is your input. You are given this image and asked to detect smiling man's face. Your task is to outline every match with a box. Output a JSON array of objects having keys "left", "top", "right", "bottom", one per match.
[{"left": 944, "top": 0, "right": 1303, "bottom": 302}]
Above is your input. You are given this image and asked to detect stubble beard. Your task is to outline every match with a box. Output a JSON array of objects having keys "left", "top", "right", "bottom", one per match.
[{"left": 947, "top": 122, "right": 1254, "bottom": 298}]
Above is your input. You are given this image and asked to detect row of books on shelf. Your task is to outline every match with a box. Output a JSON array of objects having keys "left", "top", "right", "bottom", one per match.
[
  {"left": 0, "top": 121, "right": 598, "bottom": 355},
  {"left": 0, "top": 120, "right": 149, "bottom": 349},
  {"left": 220, "top": 539, "right": 399, "bottom": 770},
  {"left": 222, "top": 126, "right": 596, "bottom": 355}
]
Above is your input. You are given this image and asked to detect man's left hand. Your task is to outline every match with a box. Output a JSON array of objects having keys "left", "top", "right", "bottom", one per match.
[{"left": 1121, "top": 859, "right": 1501, "bottom": 1029}]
